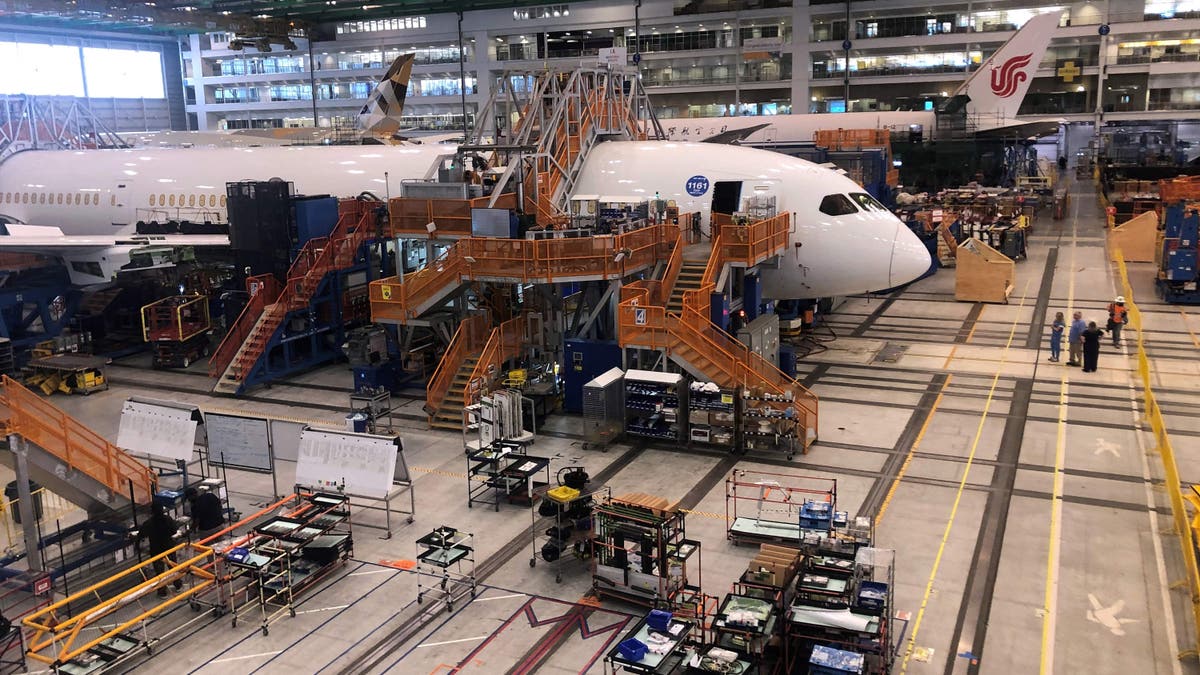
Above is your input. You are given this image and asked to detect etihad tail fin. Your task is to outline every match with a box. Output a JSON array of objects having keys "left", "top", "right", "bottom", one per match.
[
  {"left": 956, "top": 11, "right": 1061, "bottom": 120},
  {"left": 358, "top": 53, "right": 415, "bottom": 135}
]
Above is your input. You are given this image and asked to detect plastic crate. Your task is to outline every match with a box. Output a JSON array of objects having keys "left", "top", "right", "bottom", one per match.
[{"left": 618, "top": 637, "right": 648, "bottom": 662}]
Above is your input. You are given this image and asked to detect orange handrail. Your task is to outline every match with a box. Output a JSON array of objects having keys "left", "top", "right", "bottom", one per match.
[
  {"left": 657, "top": 234, "right": 684, "bottom": 306},
  {"left": 141, "top": 295, "right": 210, "bottom": 343},
  {"left": 208, "top": 274, "right": 280, "bottom": 377},
  {"left": 425, "top": 312, "right": 491, "bottom": 417},
  {"left": 370, "top": 224, "right": 682, "bottom": 322},
  {"left": 0, "top": 376, "right": 157, "bottom": 503},
  {"left": 462, "top": 314, "right": 527, "bottom": 406},
  {"left": 615, "top": 214, "right": 818, "bottom": 449}
]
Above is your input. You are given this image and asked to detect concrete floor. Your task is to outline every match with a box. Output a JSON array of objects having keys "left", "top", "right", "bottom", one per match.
[{"left": 14, "top": 180, "right": 1200, "bottom": 674}]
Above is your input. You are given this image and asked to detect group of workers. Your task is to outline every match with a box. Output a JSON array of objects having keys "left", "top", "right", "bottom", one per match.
[
  {"left": 141, "top": 485, "right": 225, "bottom": 597},
  {"left": 1047, "top": 296, "right": 1128, "bottom": 372}
]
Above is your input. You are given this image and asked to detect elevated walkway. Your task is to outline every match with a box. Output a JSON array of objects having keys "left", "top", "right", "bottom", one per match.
[
  {"left": 211, "top": 200, "right": 379, "bottom": 394},
  {"left": 369, "top": 223, "right": 680, "bottom": 323},
  {"left": 617, "top": 215, "right": 819, "bottom": 449},
  {"left": 0, "top": 376, "right": 155, "bottom": 516}
]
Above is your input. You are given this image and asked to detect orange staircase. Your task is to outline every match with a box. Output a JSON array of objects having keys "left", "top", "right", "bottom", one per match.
[
  {"left": 207, "top": 274, "right": 281, "bottom": 378},
  {"left": 424, "top": 312, "right": 491, "bottom": 426},
  {"left": 618, "top": 214, "right": 819, "bottom": 449},
  {"left": 212, "top": 200, "right": 378, "bottom": 393},
  {"left": 0, "top": 376, "right": 156, "bottom": 512}
]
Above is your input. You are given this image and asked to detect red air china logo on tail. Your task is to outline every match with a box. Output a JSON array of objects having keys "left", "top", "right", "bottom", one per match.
[{"left": 989, "top": 53, "right": 1033, "bottom": 98}]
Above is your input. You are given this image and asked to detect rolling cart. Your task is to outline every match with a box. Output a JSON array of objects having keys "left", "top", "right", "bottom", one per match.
[{"left": 415, "top": 526, "right": 476, "bottom": 613}]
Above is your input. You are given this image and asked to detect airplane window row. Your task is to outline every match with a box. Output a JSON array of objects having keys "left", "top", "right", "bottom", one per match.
[
  {"left": 3, "top": 192, "right": 101, "bottom": 206},
  {"left": 148, "top": 193, "right": 225, "bottom": 208},
  {"left": 818, "top": 192, "right": 890, "bottom": 217}
]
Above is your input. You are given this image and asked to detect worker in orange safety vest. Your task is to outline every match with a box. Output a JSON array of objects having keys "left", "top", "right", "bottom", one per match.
[{"left": 1106, "top": 296, "right": 1128, "bottom": 347}]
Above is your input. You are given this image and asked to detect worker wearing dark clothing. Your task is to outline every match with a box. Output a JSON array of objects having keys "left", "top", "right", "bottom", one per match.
[
  {"left": 186, "top": 487, "right": 224, "bottom": 539},
  {"left": 142, "top": 503, "right": 182, "bottom": 597},
  {"left": 1082, "top": 321, "right": 1105, "bottom": 373}
]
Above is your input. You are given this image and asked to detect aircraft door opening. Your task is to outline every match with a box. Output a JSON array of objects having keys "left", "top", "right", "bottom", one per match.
[{"left": 711, "top": 180, "right": 742, "bottom": 215}]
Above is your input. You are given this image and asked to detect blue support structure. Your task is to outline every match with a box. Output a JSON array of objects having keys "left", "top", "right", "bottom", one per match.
[
  {"left": 236, "top": 238, "right": 390, "bottom": 392},
  {"left": 743, "top": 273, "right": 761, "bottom": 321},
  {"left": 0, "top": 266, "right": 80, "bottom": 352},
  {"left": 710, "top": 290, "right": 730, "bottom": 332},
  {"left": 1157, "top": 204, "right": 1200, "bottom": 304}
]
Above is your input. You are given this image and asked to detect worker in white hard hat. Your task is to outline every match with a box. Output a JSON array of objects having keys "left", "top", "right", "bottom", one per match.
[{"left": 1106, "top": 296, "right": 1128, "bottom": 347}]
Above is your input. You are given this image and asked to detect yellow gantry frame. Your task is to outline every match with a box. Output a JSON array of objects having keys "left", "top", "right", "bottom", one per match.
[{"left": 22, "top": 543, "right": 217, "bottom": 666}]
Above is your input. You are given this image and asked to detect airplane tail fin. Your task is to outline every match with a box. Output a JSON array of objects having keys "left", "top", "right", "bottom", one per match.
[
  {"left": 956, "top": 11, "right": 1061, "bottom": 121},
  {"left": 358, "top": 53, "right": 415, "bottom": 135}
]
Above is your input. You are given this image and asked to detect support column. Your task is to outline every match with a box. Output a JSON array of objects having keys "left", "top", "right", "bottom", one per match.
[
  {"left": 791, "top": 2, "right": 811, "bottom": 113},
  {"left": 11, "top": 435, "right": 42, "bottom": 572}
]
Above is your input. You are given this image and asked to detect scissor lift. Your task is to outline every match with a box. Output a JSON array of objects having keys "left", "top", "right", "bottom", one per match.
[{"left": 141, "top": 295, "right": 212, "bottom": 368}]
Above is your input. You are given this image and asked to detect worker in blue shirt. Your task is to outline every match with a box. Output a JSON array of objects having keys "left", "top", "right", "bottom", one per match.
[{"left": 1067, "top": 311, "right": 1087, "bottom": 367}]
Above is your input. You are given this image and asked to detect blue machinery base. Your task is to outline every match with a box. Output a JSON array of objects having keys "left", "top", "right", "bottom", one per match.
[{"left": 234, "top": 240, "right": 391, "bottom": 394}]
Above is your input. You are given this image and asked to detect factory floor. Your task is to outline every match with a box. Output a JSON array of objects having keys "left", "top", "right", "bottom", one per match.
[{"left": 15, "top": 180, "right": 1199, "bottom": 674}]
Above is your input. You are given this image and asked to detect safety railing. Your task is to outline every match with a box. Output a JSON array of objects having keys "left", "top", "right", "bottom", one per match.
[
  {"left": 1160, "top": 176, "right": 1200, "bottom": 204},
  {"left": 207, "top": 274, "right": 281, "bottom": 378},
  {"left": 717, "top": 214, "right": 791, "bottom": 268},
  {"left": 23, "top": 543, "right": 217, "bottom": 667},
  {"left": 141, "top": 295, "right": 210, "bottom": 343},
  {"left": 425, "top": 312, "right": 491, "bottom": 417},
  {"left": 1114, "top": 249, "right": 1200, "bottom": 659},
  {"left": 658, "top": 233, "right": 684, "bottom": 306},
  {"left": 370, "top": 224, "right": 680, "bottom": 321},
  {"left": 462, "top": 314, "right": 527, "bottom": 406},
  {"left": 387, "top": 192, "right": 518, "bottom": 238},
  {"left": 0, "top": 376, "right": 156, "bottom": 505}
]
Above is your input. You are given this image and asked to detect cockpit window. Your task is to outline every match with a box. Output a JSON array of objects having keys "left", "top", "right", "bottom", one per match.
[
  {"left": 850, "top": 192, "right": 887, "bottom": 212},
  {"left": 819, "top": 194, "right": 858, "bottom": 216}
]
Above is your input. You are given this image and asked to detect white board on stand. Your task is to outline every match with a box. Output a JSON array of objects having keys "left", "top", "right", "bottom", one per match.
[
  {"left": 295, "top": 428, "right": 402, "bottom": 499},
  {"left": 117, "top": 399, "right": 199, "bottom": 462},
  {"left": 206, "top": 413, "right": 272, "bottom": 472}
]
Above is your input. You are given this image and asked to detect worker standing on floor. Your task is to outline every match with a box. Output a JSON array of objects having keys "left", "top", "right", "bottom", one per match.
[
  {"left": 141, "top": 503, "right": 183, "bottom": 598},
  {"left": 1082, "top": 321, "right": 1106, "bottom": 373},
  {"left": 1067, "top": 311, "right": 1087, "bottom": 366},
  {"left": 1107, "top": 296, "right": 1128, "bottom": 347},
  {"left": 1048, "top": 311, "right": 1065, "bottom": 363},
  {"left": 187, "top": 486, "right": 225, "bottom": 541}
]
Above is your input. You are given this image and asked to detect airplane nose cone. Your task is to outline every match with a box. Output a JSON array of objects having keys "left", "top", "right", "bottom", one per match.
[{"left": 890, "top": 222, "right": 933, "bottom": 288}]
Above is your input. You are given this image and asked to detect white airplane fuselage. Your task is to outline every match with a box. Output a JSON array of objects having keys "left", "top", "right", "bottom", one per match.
[
  {"left": 574, "top": 141, "right": 929, "bottom": 297},
  {"left": 0, "top": 141, "right": 929, "bottom": 297},
  {"left": 0, "top": 144, "right": 452, "bottom": 237}
]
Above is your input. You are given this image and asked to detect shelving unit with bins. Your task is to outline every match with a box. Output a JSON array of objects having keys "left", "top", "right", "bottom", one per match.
[
  {"left": 466, "top": 442, "right": 550, "bottom": 511},
  {"left": 739, "top": 390, "right": 802, "bottom": 459},
  {"left": 786, "top": 543, "right": 895, "bottom": 674},
  {"left": 534, "top": 473, "right": 608, "bottom": 583},
  {"left": 603, "top": 615, "right": 696, "bottom": 674},
  {"left": 415, "top": 526, "right": 476, "bottom": 613},
  {"left": 591, "top": 494, "right": 702, "bottom": 609},
  {"left": 687, "top": 381, "right": 737, "bottom": 450},
  {"left": 624, "top": 370, "right": 686, "bottom": 443},
  {"left": 223, "top": 492, "right": 353, "bottom": 636}
]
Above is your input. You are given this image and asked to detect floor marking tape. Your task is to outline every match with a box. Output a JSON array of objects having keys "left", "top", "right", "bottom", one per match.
[{"left": 898, "top": 279, "right": 1031, "bottom": 675}]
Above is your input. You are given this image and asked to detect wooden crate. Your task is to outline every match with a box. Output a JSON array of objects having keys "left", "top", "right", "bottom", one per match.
[
  {"left": 955, "top": 238, "right": 1014, "bottom": 304},
  {"left": 1108, "top": 210, "right": 1158, "bottom": 263}
]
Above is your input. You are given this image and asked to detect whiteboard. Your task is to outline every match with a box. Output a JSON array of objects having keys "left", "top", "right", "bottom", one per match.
[
  {"left": 296, "top": 428, "right": 401, "bottom": 499},
  {"left": 117, "top": 400, "right": 198, "bottom": 462},
  {"left": 206, "top": 413, "right": 272, "bottom": 472},
  {"left": 269, "top": 419, "right": 306, "bottom": 463}
]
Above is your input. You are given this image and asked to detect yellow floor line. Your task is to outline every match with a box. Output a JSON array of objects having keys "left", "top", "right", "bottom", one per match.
[
  {"left": 898, "top": 280, "right": 1031, "bottom": 674},
  {"left": 1039, "top": 375, "right": 1069, "bottom": 674},
  {"left": 940, "top": 346, "right": 958, "bottom": 370},
  {"left": 1180, "top": 310, "right": 1200, "bottom": 349},
  {"left": 874, "top": 375, "right": 953, "bottom": 528}
]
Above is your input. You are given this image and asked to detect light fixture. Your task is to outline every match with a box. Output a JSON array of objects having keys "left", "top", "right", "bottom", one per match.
[
  {"left": 1076, "top": 85, "right": 1085, "bottom": 91},
  {"left": 463, "top": 255, "right": 476, "bottom": 263}
]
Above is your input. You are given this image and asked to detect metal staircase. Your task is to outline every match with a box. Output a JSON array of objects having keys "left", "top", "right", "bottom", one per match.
[
  {"left": 0, "top": 376, "right": 154, "bottom": 516},
  {"left": 667, "top": 260, "right": 707, "bottom": 314},
  {"left": 618, "top": 214, "right": 820, "bottom": 449},
  {"left": 424, "top": 313, "right": 490, "bottom": 427},
  {"left": 211, "top": 200, "right": 379, "bottom": 394},
  {"left": 466, "top": 66, "right": 664, "bottom": 227}
]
